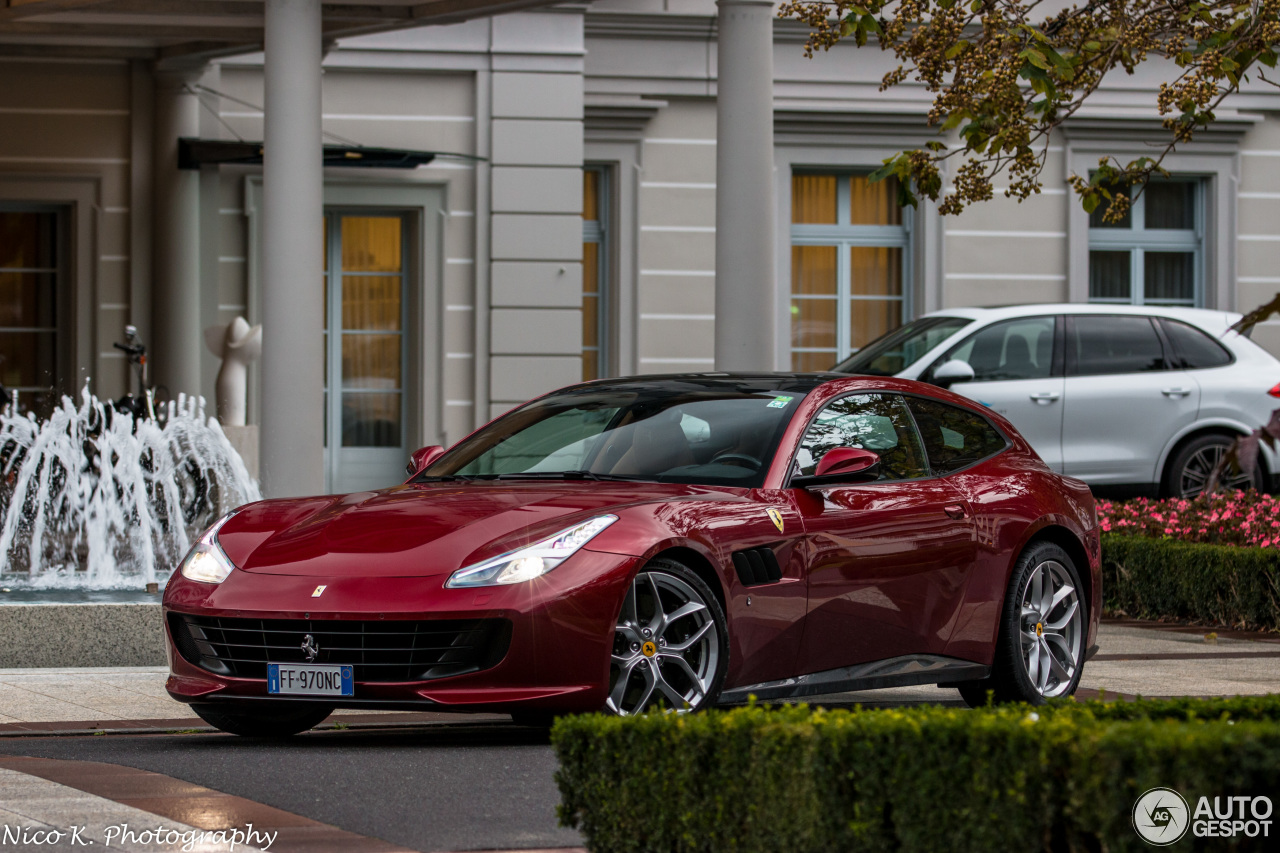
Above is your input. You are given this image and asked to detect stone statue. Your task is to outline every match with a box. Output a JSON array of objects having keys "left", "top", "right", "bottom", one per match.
[{"left": 203, "top": 317, "right": 262, "bottom": 426}]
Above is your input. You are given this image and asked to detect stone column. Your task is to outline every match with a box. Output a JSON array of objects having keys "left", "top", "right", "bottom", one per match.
[
  {"left": 261, "top": 0, "right": 324, "bottom": 497},
  {"left": 152, "top": 66, "right": 204, "bottom": 401},
  {"left": 714, "top": 0, "right": 777, "bottom": 372}
]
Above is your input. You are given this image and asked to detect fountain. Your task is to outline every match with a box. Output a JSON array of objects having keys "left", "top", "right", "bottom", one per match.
[{"left": 0, "top": 386, "right": 261, "bottom": 591}]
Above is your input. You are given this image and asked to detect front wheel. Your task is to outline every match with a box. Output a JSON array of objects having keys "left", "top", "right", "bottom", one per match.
[
  {"left": 605, "top": 558, "right": 728, "bottom": 716},
  {"left": 959, "top": 541, "right": 1086, "bottom": 707},
  {"left": 191, "top": 702, "right": 334, "bottom": 737}
]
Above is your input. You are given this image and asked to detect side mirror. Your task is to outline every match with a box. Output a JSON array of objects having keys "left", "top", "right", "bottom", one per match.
[
  {"left": 791, "top": 447, "right": 881, "bottom": 488},
  {"left": 406, "top": 445, "right": 445, "bottom": 478},
  {"left": 932, "top": 359, "right": 975, "bottom": 389}
]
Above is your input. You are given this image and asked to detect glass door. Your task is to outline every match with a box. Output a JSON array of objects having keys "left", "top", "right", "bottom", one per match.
[{"left": 323, "top": 213, "right": 408, "bottom": 493}]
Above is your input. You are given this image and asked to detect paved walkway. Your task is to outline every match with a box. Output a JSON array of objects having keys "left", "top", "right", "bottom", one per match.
[{"left": 0, "top": 619, "right": 1274, "bottom": 852}]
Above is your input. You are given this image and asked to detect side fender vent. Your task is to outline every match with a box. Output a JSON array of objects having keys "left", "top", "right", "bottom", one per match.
[{"left": 732, "top": 547, "right": 783, "bottom": 587}]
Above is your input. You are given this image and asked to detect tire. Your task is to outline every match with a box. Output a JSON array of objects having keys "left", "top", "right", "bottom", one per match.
[
  {"left": 191, "top": 702, "right": 334, "bottom": 737},
  {"left": 604, "top": 557, "right": 729, "bottom": 716},
  {"left": 959, "top": 541, "right": 1087, "bottom": 707},
  {"left": 1163, "top": 432, "right": 1260, "bottom": 499}
]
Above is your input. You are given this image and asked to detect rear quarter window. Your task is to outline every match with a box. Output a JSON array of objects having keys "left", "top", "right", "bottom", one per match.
[
  {"left": 1159, "top": 318, "right": 1233, "bottom": 369},
  {"left": 905, "top": 396, "right": 1009, "bottom": 475}
]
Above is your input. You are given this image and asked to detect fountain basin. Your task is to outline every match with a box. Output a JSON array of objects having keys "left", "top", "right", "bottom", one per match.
[{"left": 0, "top": 589, "right": 165, "bottom": 667}]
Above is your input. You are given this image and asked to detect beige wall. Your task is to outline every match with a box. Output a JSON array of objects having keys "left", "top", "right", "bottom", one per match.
[
  {"left": 635, "top": 100, "right": 718, "bottom": 373},
  {"left": 0, "top": 58, "right": 136, "bottom": 402},
  {"left": 1237, "top": 115, "right": 1280, "bottom": 355}
]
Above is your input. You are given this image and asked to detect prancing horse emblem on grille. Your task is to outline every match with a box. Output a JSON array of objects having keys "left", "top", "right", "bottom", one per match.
[{"left": 301, "top": 634, "right": 319, "bottom": 662}]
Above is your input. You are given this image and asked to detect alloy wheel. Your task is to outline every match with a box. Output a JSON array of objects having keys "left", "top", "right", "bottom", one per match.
[
  {"left": 1017, "top": 559, "right": 1082, "bottom": 698},
  {"left": 606, "top": 570, "right": 720, "bottom": 715},
  {"left": 1178, "top": 443, "right": 1253, "bottom": 498}
]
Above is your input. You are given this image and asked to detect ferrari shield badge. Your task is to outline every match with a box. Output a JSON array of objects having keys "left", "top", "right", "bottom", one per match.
[
  {"left": 312, "top": 585, "right": 327, "bottom": 598},
  {"left": 766, "top": 508, "right": 785, "bottom": 534}
]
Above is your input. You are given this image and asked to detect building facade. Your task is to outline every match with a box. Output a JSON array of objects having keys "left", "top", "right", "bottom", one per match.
[{"left": 3, "top": 0, "right": 1280, "bottom": 494}]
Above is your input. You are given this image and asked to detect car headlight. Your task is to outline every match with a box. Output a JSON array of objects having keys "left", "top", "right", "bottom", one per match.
[
  {"left": 445, "top": 515, "right": 618, "bottom": 588},
  {"left": 179, "top": 512, "right": 239, "bottom": 584}
]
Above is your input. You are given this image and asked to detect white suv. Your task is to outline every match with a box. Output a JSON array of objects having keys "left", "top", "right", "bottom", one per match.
[{"left": 833, "top": 304, "right": 1280, "bottom": 497}]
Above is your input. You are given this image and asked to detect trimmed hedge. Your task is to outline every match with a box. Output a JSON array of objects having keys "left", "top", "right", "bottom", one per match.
[
  {"left": 553, "top": 697, "right": 1280, "bottom": 853},
  {"left": 1102, "top": 533, "right": 1280, "bottom": 630}
]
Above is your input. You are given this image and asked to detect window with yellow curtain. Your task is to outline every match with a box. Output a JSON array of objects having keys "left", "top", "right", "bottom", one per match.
[
  {"left": 582, "top": 166, "right": 609, "bottom": 381},
  {"left": 790, "top": 174, "right": 909, "bottom": 371},
  {"left": 323, "top": 213, "right": 405, "bottom": 452}
]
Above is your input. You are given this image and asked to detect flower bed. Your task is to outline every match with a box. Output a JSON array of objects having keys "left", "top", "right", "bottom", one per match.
[{"left": 1097, "top": 490, "right": 1280, "bottom": 549}]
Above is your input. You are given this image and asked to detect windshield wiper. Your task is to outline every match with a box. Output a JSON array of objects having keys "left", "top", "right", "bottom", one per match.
[{"left": 491, "top": 471, "right": 656, "bottom": 482}]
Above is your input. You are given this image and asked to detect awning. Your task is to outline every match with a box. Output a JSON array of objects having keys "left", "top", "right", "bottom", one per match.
[{"left": 178, "top": 138, "right": 480, "bottom": 170}]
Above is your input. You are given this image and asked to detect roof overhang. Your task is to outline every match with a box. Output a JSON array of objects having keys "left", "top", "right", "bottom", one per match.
[{"left": 0, "top": 0, "right": 561, "bottom": 63}]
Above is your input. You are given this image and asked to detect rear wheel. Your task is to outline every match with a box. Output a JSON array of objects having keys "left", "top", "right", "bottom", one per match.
[
  {"left": 959, "top": 541, "right": 1086, "bottom": 707},
  {"left": 191, "top": 702, "right": 333, "bottom": 737},
  {"left": 605, "top": 558, "right": 728, "bottom": 716},
  {"left": 1164, "top": 433, "right": 1259, "bottom": 498}
]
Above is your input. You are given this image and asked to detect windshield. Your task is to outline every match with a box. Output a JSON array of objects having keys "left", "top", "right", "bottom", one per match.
[
  {"left": 832, "top": 316, "right": 972, "bottom": 376},
  {"left": 420, "top": 387, "right": 806, "bottom": 488}
]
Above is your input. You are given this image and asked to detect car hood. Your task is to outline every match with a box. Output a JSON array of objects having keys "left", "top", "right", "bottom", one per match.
[{"left": 216, "top": 481, "right": 743, "bottom": 578}]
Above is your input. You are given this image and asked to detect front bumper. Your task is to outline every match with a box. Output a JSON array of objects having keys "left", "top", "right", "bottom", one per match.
[{"left": 163, "top": 548, "right": 641, "bottom": 714}]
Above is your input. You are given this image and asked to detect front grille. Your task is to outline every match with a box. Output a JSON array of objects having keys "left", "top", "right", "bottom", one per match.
[{"left": 169, "top": 614, "right": 511, "bottom": 682}]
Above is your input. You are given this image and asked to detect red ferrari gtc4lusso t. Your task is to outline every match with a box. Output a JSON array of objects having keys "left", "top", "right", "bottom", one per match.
[{"left": 164, "top": 374, "right": 1100, "bottom": 736}]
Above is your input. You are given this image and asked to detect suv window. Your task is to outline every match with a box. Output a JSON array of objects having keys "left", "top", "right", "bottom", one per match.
[
  {"left": 1159, "top": 318, "right": 1233, "bottom": 369},
  {"left": 795, "top": 393, "right": 928, "bottom": 481},
  {"left": 1068, "top": 316, "right": 1167, "bottom": 376},
  {"left": 833, "top": 316, "right": 973, "bottom": 376},
  {"left": 906, "top": 397, "right": 1008, "bottom": 474},
  {"left": 928, "top": 316, "right": 1055, "bottom": 382}
]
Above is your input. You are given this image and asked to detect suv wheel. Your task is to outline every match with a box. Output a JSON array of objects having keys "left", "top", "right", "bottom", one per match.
[{"left": 1164, "top": 433, "right": 1259, "bottom": 498}]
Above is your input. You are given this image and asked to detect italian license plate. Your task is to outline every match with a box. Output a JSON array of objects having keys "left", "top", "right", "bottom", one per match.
[{"left": 267, "top": 663, "right": 354, "bottom": 697}]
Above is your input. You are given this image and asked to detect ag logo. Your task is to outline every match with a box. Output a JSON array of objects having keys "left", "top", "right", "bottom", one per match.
[
  {"left": 1133, "top": 787, "right": 1190, "bottom": 845},
  {"left": 766, "top": 508, "right": 785, "bottom": 534}
]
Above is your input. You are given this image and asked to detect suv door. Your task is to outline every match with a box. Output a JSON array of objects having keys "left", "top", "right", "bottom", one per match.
[
  {"left": 922, "top": 316, "right": 1065, "bottom": 470},
  {"left": 1061, "top": 314, "right": 1200, "bottom": 485}
]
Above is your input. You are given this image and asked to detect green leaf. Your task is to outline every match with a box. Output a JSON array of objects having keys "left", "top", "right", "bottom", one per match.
[
  {"left": 945, "top": 40, "right": 970, "bottom": 60},
  {"left": 1021, "top": 48, "right": 1050, "bottom": 70},
  {"left": 868, "top": 163, "right": 897, "bottom": 184}
]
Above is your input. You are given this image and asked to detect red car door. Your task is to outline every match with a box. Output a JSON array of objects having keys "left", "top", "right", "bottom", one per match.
[{"left": 792, "top": 393, "right": 978, "bottom": 673}]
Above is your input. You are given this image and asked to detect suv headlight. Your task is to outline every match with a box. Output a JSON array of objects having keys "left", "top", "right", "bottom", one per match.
[
  {"left": 446, "top": 515, "right": 618, "bottom": 588},
  {"left": 179, "top": 512, "right": 239, "bottom": 584}
]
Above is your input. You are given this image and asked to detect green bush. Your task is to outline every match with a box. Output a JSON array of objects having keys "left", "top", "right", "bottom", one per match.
[
  {"left": 1102, "top": 533, "right": 1280, "bottom": 630},
  {"left": 553, "top": 697, "right": 1280, "bottom": 853}
]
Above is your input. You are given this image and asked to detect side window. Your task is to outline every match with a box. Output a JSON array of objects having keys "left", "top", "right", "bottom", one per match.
[
  {"left": 1159, "top": 319, "right": 1232, "bottom": 369},
  {"left": 931, "top": 317, "right": 1054, "bottom": 382},
  {"left": 905, "top": 397, "right": 1008, "bottom": 475},
  {"left": 1069, "top": 316, "right": 1167, "bottom": 376},
  {"left": 796, "top": 393, "right": 928, "bottom": 481}
]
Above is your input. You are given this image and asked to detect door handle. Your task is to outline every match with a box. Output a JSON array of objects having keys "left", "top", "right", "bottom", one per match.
[
  {"left": 944, "top": 503, "right": 969, "bottom": 520},
  {"left": 1162, "top": 387, "right": 1192, "bottom": 398},
  {"left": 1029, "top": 392, "right": 1060, "bottom": 404}
]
